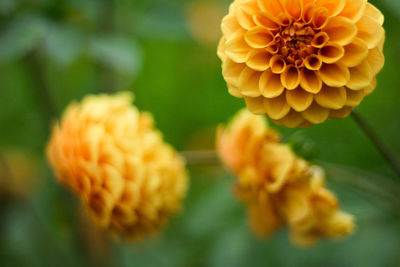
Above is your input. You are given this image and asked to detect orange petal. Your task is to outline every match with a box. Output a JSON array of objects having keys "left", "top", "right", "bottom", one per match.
[
  {"left": 366, "top": 47, "right": 384, "bottom": 76},
  {"left": 339, "top": 0, "right": 366, "bottom": 22},
  {"left": 253, "top": 12, "right": 281, "bottom": 30},
  {"left": 275, "top": 110, "right": 305, "bottom": 127},
  {"left": 324, "top": 16, "right": 357, "bottom": 45},
  {"left": 318, "top": 43, "right": 344, "bottom": 63},
  {"left": 346, "top": 60, "right": 373, "bottom": 90},
  {"left": 225, "top": 29, "right": 251, "bottom": 63},
  {"left": 315, "top": 0, "right": 346, "bottom": 16},
  {"left": 364, "top": 3, "right": 384, "bottom": 25},
  {"left": 302, "top": 3, "right": 315, "bottom": 24},
  {"left": 315, "top": 86, "right": 347, "bottom": 109},
  {"left": 281, "top": 66, "right": 300, "bottom": 89},
  {"left": 300, "top": 69, "right": 323, "bottom": 93},
  {"left": 264, "top": 94, "right": 291, "bottom": 120},
  {"left": 345, "top": 88, "right": 366, "bottom": 106},
  {"left": 245, "top": 96, "right": 267, "bottom": 114},
  {"left": 312, "top": 7, "right": 329, "bottom": 29},
  {"left": 302, "top": 102, "right": 329, "bottom": 124},
  {"left": 286, "top": 89, "right": 313, "bottom": 112},
  {"left": 227, "top": 83, "right": 244, "bottom": 98},
  {"left": 356, "top": 15, "right": 385, "bottom": 49},
  {"left": 238, "top": 67, "right": 262, "bottom": 97},
  {"left": 270, "top": 55, "right": 287, "bottom": 74},
  {"left": 257, "top": 0, "right": 285, "bottom": 17},
  {"left": 364, "top": 77, "right": 377, "bottom": 95},
  {"left": 221, "top": 15, "right": 241, "bottom": 37},
  {"left": 318, "top": 62, "right": 350, "bottom": 87},
  {"left": 304, "top": 54, "right": 322, "bottom": 70},
  {"left": 329, "top": 106, "right": 353, "bottom": 119},
  {"left": 311, "top": 32, "right": 329, "bottom": 48},
  {"left": 222, "top": 59, "right": 246, "bottom": 86},
  {"left": 245, "top": 26, "right": 275, "bottom": 48},
  {"left": 246, "top": 49, "right": 272, "bottom": 71},
  {"left": 236, "top": 6, "right": 257, "bottom": 30},
  {"left": 284, "top": 0, "right": 303, "bottom": 20},
  {"left": 260, "top": 69, "right": 285, "bottom": 98},
  {"left": 340, "top": 38, "right": 368, "bottom": 67},
  {"left": 217, "top": 37, "right": 226, "bottom": 61}
]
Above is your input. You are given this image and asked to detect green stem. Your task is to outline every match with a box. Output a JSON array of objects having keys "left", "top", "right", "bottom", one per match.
[{"left": 351, "top": 110, "right": 400, "bottom": 179}]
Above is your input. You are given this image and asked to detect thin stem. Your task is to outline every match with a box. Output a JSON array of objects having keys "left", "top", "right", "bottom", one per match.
[{"left": 351, "top": 110, "right": 400, "bottom": 179}]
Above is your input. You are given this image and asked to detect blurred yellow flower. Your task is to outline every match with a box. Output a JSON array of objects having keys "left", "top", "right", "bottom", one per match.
[
  {"left": 217, "top": 109, "right": 354, "bottom": 246},
  {"left": 47, "top": 92, "right": 188, "bottom": 240},
  {"left": 218, "top": 0, "right": 384, "bottom": 127}
]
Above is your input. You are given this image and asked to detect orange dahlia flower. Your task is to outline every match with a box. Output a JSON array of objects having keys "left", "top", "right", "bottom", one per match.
[
  {"left": 218, "top": 0, "right": 384, "bottom": 127},
  {"left": 217, "top": 109, "right": 354, "bottom": 245},
  {"left": 47, "top": 93, "right": 188, "bottom": 239}
]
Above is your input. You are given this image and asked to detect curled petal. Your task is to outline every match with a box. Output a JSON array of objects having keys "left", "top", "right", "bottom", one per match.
[
  {"left": 222, "top": 59, "right": 246, "bottom": 86},
  {"left": 302, "top": 102, "right": 329, "bottom": 124},
  {"left": 284, "top": 0, "right": 303, "bottom": 20},
  {"left": 346, "top": 60, "right": 373, "bottom": 90},
  {"left": 324, "top": 16, "right": 357, "bottom": 45},
  {"left": 302, "top": 3, "right": 314, "bottom": 24},
  {"left": 339, "top": 0, "right": 367, "bottom": 22},
  {"left": 217, "top": 37, "right": 226, "bottom": 61},
  {"left": 315, "top": 86, "right": 347, "bottom": 109},
  {"left": 221, "top": 15, "right": 241, "bottom": 37},
  {"left": 341, "top": 38, "right": 369, "bottom": 67},
  {"left": 274, "top": 110, "right": 305, "bottom": 127},
  {"left": 311, "top": 32, "right": 329, "bottom": 48},
  {"left": 300, "top": 69, "right": 323, "bottom": 93},
  {"left": 225, "top": 29, "right": 251, "bottom": 63},
  {"left": 364, "top": 77, "right": 377, "bottom": 95},
  {"left": 312, "top": 7, "right": 329, "bottom": 29},
  {"left": 329, "top": 106, "right": 353, "bottom": 119},
  {"left": 239, "top": 67, "right": 262, "bottom": 97},
  {"left": 227, "top": 83, "right": 244, "bottom": 98},
  {"left": 281, "top": 66, "right": 301, "bottom": 89},
  {"left": 304, "top": 55, "right": 322, "bottom": 70},
  {"left": 253, "top": 12, "right": 281, "bottom": 30},
  {"left": 345, "top": 88, "right": 366, "bottom": 106},
  {"left": 318, "top": 43, "right": 344, "bottom": 63},
  {"left": 318, "top": 62, "right": 350, "bottom": 87},
  {"left": 264, "top": 94, "right": 291, "bottom": 120},
  {"left": 236, "top": 6, "right": 257, "bottom": 30},
  {"left": 366, "top": 47, "right": 384, "bottom": 76},
  {"left": 260, "top": 69, "right": 285, "bottom": 98},
  {"left": 270, "top": 55, "right": 287, "bottom": 74},
  {"left": 364, "top": 3, "right": 384, "bottom": 25},
  {"left": 257, "top": 0, "right": 285, "bottom": 17},
  {"left": 315, "top": 0, "right": 346, "bottom": 17},
  {"left": 286, "top": 89, "right": 313, "bottom": 112},
  {"left": 245, "top": 26, "right": 275, "bottom": 48},
  {"left": 245, "top": 96, "right": 267, "bottom": 114},
  {"left": 246, "top": 49, "right": 272, "bottom": 71},
  {"left": 356, "top": 15, "right": 385, "bottom": 49}
]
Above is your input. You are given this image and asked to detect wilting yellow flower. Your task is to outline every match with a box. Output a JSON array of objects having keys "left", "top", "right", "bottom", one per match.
[
  {"left": 47, "top": 92, "right": 188, "bottom": 239},
  {"left": 218, "top": 0, "right": 384, "bottom": 127},
  {"left": 217, "top": 109, "right": 354, "bottom": 246}
]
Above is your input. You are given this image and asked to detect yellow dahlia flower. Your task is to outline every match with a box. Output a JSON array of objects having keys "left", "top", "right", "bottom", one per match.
[
  {"left": 218, "top": 0, "right": 385, "bottom": 127},
  {"left": 217, "top": 109, "right": 354, "bottom": 245},
  {"left": 47, "top": 93, "right": 188, "bottom": 239}
]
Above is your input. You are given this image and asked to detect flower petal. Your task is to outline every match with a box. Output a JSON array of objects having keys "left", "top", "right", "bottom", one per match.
[
  {"left": 329, "top": 106, "right": 353, "bottom": 118},
  {"left": 270, "top": 55, "right": 287, "bottom": 74},
  {"left": 225, "top": 29, "right": 251, "bottom": 63},
  {"left": 281, "top": 66, "right": 300, "bottom": 90},
  {"left": 236, "top": 6, "right": 257, "bottom": 30},
  {"left": 257, "top": 0, "right": 285, "bottom": 17},
  {"left": 318, "top": 62, "right": 350, "bottom": 87},
  {"left": 345, "top": 88, "right": 365, "bottom": 106},
  {"left": 366, "top": 47, "right": 384, "bottom": 76},
  {"left": 264, "top": 94, "right": 291, "bottom": 120},
  {"left": 286, "top": 89, "right": 314, "bottom": 112},
  {"left": 304, "top": 54, "right": 322, "bottom": 70},
  {"left": 302, "top": 102, "right": 330, "bottom": 124},
  {"left": 239, "top": 67, "right": 262, "bottom": 97},
  {"left": 364, "top": 3, "right": 384, "bottom": 25},
  {"left": 253, "top": 12, "right": 281, "bottom": 30},
  {"left": 274, "top": 110, "right": 305, "bottom": 127},
  {"left": 311, "top": 32, "right": 329, "bottom": 48},
  {"left": 221, "top": 15, "right": 241, "bottom": 37},
  {"left": 246, "top": 49, "right": 272, "bottom": 71},
  {"left": 315, "top": 0, "right": 346, "bottom": 17},
  {"left": 284, "top": 0, "right": 303, "bottom": 20},
  {"left": 346, "top": 60, "right": 373, "bottom": 90},
  {"left": 300, "top": 69, "right": 323, "bottom": 93},
  {"left": 340, "top": 38, "right": 368, "bottom": 67},
  {"left": 324, "top": 16, "right": 357, "bottom": 45},
  {"left": 315, "top": 86, "right": 347, "bottom": 109},
  {"left": 356, "top": 15, "right": 384, "bottom": 49},
  {"left": 245, "top": 26, "right": 275, "bottom": 48},
  {"left": 339, "top": 0, "right": 367, "bottom": 22},
  {"left": 260, "top": 69, "right": 285, "bottom": 98},
  {"left": 318, "top": 43, "right": 344, "bottom": 63},
  {"left": 245, "top": 96, "right": 266, "bottom": 114},
  {"left": 312, "top": 7, "right": 329, "bottom": 29},
  {"left": 222, "top": 59, "right": 246, "bottom": 86}
]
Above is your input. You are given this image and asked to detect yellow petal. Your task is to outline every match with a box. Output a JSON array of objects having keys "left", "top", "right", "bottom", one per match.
[
  {"left": 222, "top": 59, "right": 246, "bottom": 86},
  {"left": 246, "top": 49, "right": 272, "bottom": 71},
  {"left": 318, "top": 43, "right": 344, "bottom": 63},
  {"left": 260, "top": 69, "right": 285, "bottom": 98},
  {"left": 257, "top": 0, "right": 285, "bottom": 17},
  {"left": 356, "top": 15, "right": 385, "bottom": 49},
  {"left": 225, "top": 29, "right": 251, "bottom": 63},
  {"left": 270, "top": 55, "right": 287, "bottom": 74},
  {"left": 275, "top": 110, "right": 305, "bottom": 128},
  {"left": 304, "top": 54, "right": 322, "bottom": 70},
  {"left": 281, "top": 66, "right": 300, "bottom": 90},
  {"left": 286, "top": 89, "right": 314, "bottom": 112},
  {"left": 217, "top": 37, "right": 226, "bottom": 61},
  {"left": 340, "top": 38, "right": 368, "bottom": 67},
  {"left": 364, "top": 3, "right": 384, "bottom": 25},
  {"left": 300, "top": 69, "right": 323, "bottom": 94},
  {"left": 315, "top": 86, "right": 347, "bottom": 109},
  {"left": 236, "top": 6, "right": 257, "bottom": 30},
  {"left": 245, "top": 26, "right": 275, "bottom": 48},
  {"left": 284, "top": 0, "right": 303, "bottom": 20},
  {"left": 318, "top": 62, "right": 350, "bottom": 87},
  {"left": 264, "top": 94, "right": 291, "bottom": 120},
  {"left": 315, "top": 0, "right": 345, "bottom": 17},
  {"left": 366, "top": 47, "right": 384, "bottom": 76},
  {"left": 345, "top": 88, "right": 366, "bottom": 106},
  {"left": 312, "top": 7, "right": 329, "bottom": 29},
  {"left": 253, "top": 11, "right": 281, "bottom": 30},
  {"left": 239, "top": 67, "right": 262, "bottom": 97},
  {"left": 227, "top": 83, "right": 244, "bottom": 98},
  {"left": 245, "top": 96, "right": 267, "bottom": 114},
  {"left": 364, "top": 77, "right": 377, "bottom": 95},
  {"left": 329, "top": 106, "right": 353, "bottom": 119},
  {"left": 346, "top": 60, "right": 373, "bottom": 90},
  {"left": 221, "top": 15, "right": 241, "bottom": 37},
  {"left": 311, "top": 32, "right": 329, "bottom": 48},
  {"left": 339, "top": 0, "right": 367, "bottom": 22},
  {"left": 302, "top": 102, "right": 329, "bottom": 124},
  {"left": 324, "top": 16, "right": 357, "bottom": 45}
]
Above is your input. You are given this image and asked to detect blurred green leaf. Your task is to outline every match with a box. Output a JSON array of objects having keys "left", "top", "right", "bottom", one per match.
[
  {"left": 0, "top": 14, "right": 47, "bottom": 64},
  {"left": 88, "top": 35, "right": 142, "bottom": 75}
]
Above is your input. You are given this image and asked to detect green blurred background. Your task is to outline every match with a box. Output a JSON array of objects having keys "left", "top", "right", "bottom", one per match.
[{"left": 0, "top": 0, "right": 400, "bottom": 266}]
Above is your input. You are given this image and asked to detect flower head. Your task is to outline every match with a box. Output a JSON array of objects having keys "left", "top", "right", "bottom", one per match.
[
  {"left": 217, "top": 109, "right": 354, "bottom": 245},
  {"left": 218, "top": 0, "right": 384, "bottom": 127},
  {"left": 47, "top": 93, "right": 188, "bottom": 240}
]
